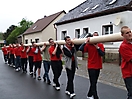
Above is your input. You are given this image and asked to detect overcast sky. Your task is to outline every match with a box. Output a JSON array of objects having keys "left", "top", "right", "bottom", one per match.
[{"left": 0, "top": 0, "right": 84, "bottom": 32}]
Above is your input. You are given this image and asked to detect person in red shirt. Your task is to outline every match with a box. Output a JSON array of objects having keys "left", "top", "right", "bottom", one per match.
[
  {"left": 20, "top": 42, "right": 28, "bottom": 73},
  {"left": 79, "top": 32, "right": 104, "bottom": 99},
  {"left": 32, "top": 42, "right": 42, "bottom": 80},
  {"left": 9, "top": 44, "right": 14, "bottom": 66},
  {"left": 48, "top": 38, "right": 63, "bottom": 91},
  {"left": 27, "top": 44, "right": 34, "bottom": 76},
  {"left": 10, "top": 44, "right": 15, "bottom": 67},
  {"left": 2, "top": 45, "right": 8, "bottom": 64},
  {"left": 7, "top": 44, "right": 12, "bottom": 66},
  {"left": 119, "top": 26, "right": 132, "bottom": 99},
  {"left": 14, "top": 43, "right": 21, "bottom": 71}
]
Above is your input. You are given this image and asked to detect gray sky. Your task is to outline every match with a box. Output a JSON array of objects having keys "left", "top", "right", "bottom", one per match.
[{"left": 0, "top": 0, "right": 84, "bottom": 32}]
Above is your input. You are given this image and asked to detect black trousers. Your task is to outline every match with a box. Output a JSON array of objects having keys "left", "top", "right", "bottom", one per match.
[
  {"left": 87, "top": 69, "right": 100, "bottom": 99},
  {"left": 51, "top": 60, "right": 62, "bottom": 87},
  {"left": 66, "top": 61, "right": 76, "bottom": 94},
  {"left": 7, "top": 53, "right": 10, "bottom": 65},
  {"left": 124, "top": 77, "right": 132, "bottom": 99},
  {"left": 34, "top": 61, "right": 42, "bottom": 71},
  {"left": 10, "top": 54, "right": 15, "bottom": 65},
  {"left": 21, "top": 58, "right": 27, "bottom": 71},
  {"left": 28, "top": 56, "right": 33, "bottom": 72},
  {"left": 3, "top": 54, "right": 7, "bottom": 63}
]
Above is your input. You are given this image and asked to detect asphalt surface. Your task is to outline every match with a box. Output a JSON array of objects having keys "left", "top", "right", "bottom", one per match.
[{"left": 0, "top": 51, "right": 127, "bottom": 99}]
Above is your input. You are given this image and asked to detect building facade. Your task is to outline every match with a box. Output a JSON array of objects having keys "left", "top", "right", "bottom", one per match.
[{"left": 56, "top": 0, "right": 132, "bottom": 48}]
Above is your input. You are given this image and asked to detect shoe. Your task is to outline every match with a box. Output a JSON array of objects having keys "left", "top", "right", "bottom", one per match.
[
  {"left": 5, "top": 62, "right": 7, "bottom": 64},
  {"left": 52, "top": 83, "right": 56, "bottom": 87},
  {"left": 30, "top": 72, "right": 33, "bottom": 77},
  {"left": 15, "top": 68, "right": 19, "bottom": 72},
  {"left": 13, "top": 65, "right": 15, "bottom": 68},
  {"left": 47, "top": 80, "right": 51, "bottom": 85},
  {"left": 10, "top": 64, "right": 12, "bottom": 67},
  {"left": 70, "top": 93, "right": 76, "bottom": 98},
  {"left": 55, "top": 87, "right": 60, "bottom": 91},
  {"left": 65, "top": 91, "right": 70, "bottom": 95},
  {"left": 37, "top": 76, "right": 41, "bottom": 80},
  {"left": 30, "top": 72, "right": 33, "bottom": 75},
  {"left": 24, "top": 70, "right": 27, "bottom": 73},
  {"left": 43, "top": 77, "right": 46, "bottom": 82},
  {"left": 18, "top": 67, "right": 21, "bottom": 71},
  {"left": 33, "top": 73, "right": 36, "bottom": 79},
  {"left": 87, "top": 96, "right": 94, "bottom": 99}
]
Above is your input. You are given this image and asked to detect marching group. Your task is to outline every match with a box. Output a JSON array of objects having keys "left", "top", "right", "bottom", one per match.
[{"left": 1, "top": 26, "right": 132, "bottom": 99}]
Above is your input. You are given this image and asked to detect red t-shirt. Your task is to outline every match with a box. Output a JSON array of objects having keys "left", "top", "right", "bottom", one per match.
[
  {"left": 27, "top": 47, "right": 34, "bottom": 56},
  {"left": 20, "top": 46, "right": 27, "bottom": 58},
  {"left": 119, "top": 39, "right": 132, "bottom": 79},
  {"left": 2, "top": 47, "right": 8, "bottom": 55},
  {"left": 84, "top": 43, "right": 104, "bottom": 69},
  {"left": 7, "top": 46, "right": 11, "bottom": 54},
  {"left": 32, "top": 47, "right": 42, "bottom": 62},
  {"left": 12, "top": 47, "right": 15, "bottom": 54},
  {"left": 48, "top": 45, "right": 61, "bottom": 61},
  {"left": 14, "top": 47, "right": 21, "bottom": 56},
  {"left": 10, "top": 47, "right": 14, "bottom": 54}
]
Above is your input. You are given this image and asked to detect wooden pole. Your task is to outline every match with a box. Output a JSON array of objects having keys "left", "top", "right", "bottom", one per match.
[{"left": 24, "top": 33, "right": 123, "bottom": 46}]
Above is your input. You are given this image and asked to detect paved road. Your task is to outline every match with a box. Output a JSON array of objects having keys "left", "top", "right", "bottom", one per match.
[{"left": 0, "top": 51, "right": 127, "bottom": 99}]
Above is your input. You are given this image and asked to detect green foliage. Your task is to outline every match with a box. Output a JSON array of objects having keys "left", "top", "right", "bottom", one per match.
[
  {"left": 3, "top": 25, "right": 17, "bottom": 40},
  {"left": 6, "top": 18, "right": 33, "bottom": 44},
  {"left": 0, "top": 32, "right": 4, "bottom": 40}
]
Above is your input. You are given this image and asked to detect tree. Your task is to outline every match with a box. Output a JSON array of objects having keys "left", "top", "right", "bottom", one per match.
[
  {"left": 6, "top": 18, "right": 33, "bottom": 44},
  {"left": 3, "top": 25, "right": 17, "bottom": 40},
  {"left": 0, "top": 32, "right": 4, "bottom": 40}
]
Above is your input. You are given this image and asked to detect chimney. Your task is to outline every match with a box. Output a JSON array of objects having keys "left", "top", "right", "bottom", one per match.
[{"left": 44, "top": 15, "right": 46, "bottom": 18}]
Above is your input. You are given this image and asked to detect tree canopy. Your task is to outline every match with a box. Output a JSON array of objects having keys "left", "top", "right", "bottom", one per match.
[
  {"left": 0, "top": 32, "right": 4, "bottom": 40},
  {"left": 6, "top": 18, "right": 33, "bottom": 44},
  {"left": 3, "top": 25, "right": 17, "bottom": 40}
]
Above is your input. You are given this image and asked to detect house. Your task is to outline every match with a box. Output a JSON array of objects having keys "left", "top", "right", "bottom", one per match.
[
  {"left": 23, "top": 10, "right": 66, "bottom": 44},
  {"left": 55, "top": 0, "right": 132, "bottom": 48}
]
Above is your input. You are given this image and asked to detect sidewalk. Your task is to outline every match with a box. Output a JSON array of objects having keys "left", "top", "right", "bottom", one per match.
[{"left": 75, "top": 58, "right": 125, "bottom": 90}]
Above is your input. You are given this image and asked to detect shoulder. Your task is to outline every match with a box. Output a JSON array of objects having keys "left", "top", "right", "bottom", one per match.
[{"left": 98, "top": 43, "right": 104, "bottom": 47}]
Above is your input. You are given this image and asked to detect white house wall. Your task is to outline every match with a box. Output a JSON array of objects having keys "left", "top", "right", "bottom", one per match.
[
  {"left": 57, "top": 11, "right": 132, "bottom": 48},
  {"left": 24, "top": 32, "right": 42, "bottom": 43}
]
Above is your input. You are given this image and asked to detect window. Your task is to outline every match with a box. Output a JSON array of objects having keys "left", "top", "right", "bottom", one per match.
[
  {"left": 83, "top": 28, "right": 88, "bottom": 34},
  {"left": 92, "top": 4, "right": 99, "bottom": 10},
  {"left": 82, "top": 7, "right": 89, "bottom": 13},
  {"left": 35, "top": 38, "right": 39, "bottom": 43},
  {"left": 61, "top": 31, "right": 67, "bottom": 40},
  {"left": 109, "top": 0, "right": 117, "bottom": 5},
  {"left": 102, "top": 25, "right": 113, "bottom": 35},
  {"left": 80, "top": 27, "right": 89, "bottom": 38},
  {"left": 30, "top": 39, "right": 32, "bottom": 43},
  {"left": 25, "top": 39, "right": 28, "bottom": 44},
  {"left": 33, "top": 25, "right": 37, "bottom": 30},
  {"left": 75, "top": 29, "right": 80, "bottom": 38}
]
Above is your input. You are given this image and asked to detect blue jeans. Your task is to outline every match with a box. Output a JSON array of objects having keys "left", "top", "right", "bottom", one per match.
[
  {"left": 15, "top": 56, "right": 21, "bottom": 69},
  {"left": 43, "top": 60, "right": 51, "bottom": 81},
  {"left": 10, "top": 54, "right": 15, "bottom": 65}
]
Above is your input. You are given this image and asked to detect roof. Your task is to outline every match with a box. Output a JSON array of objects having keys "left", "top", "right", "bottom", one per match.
[
  {"left": 23, "top": 10, "right": 66, "bottom": 35},
  {"left": 56, "top": 0, "right": 132, "bottom": 25}
]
